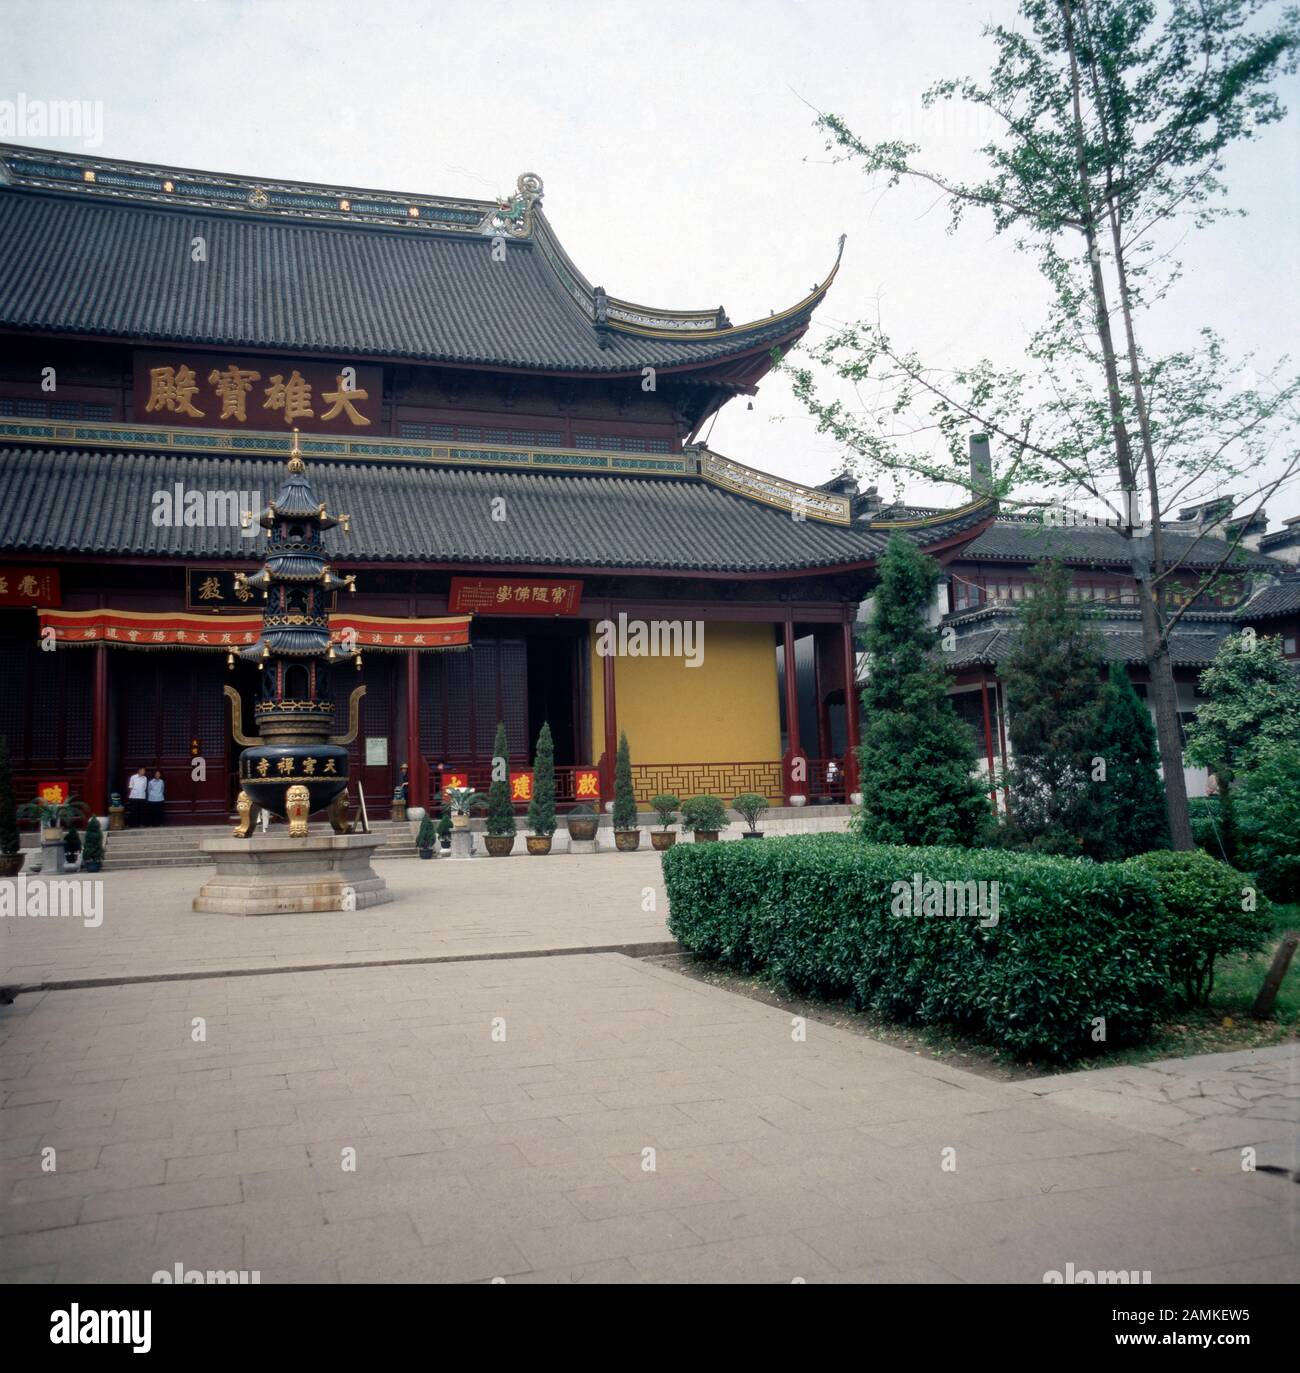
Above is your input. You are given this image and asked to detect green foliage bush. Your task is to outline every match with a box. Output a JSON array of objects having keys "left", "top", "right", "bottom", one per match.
[
  {"left": 680, "top": 794, "right": 727, "bottom": 834},
  {"left": 82, "top": 816, "right": 104, "bottom": 866},
  {"left": 650, "top": 793, "right": 680, "bottom": 829},
  {"left": 527, "top": 722, "right": 557, "bottom": 837},
  {"left": 416, "top": 815, "right": 436, "bottom": 852},
  {"left": 63, "top": 824, "right": 81, "bottom": 861},
  {"left": 1227, "top": 743, "right": 1300, "bottom": 903},
  {"left": 1188, "top": 797, "right": 1225, "bottom": 856},
  {"left": 663, "top": 833, "right": 1172, "bottom": 1061},
  {"left": 437, "top": 812, "right": 452, "bottom": 842},
  {"left": 485, "top": 722, "right": 516, "bottom": 837},
  {"left": 1126, "top": 850, "right": 1273, "bottom": 1005},
  {"left": 612, "top": 732, "right": 637, "bottom": 831}
]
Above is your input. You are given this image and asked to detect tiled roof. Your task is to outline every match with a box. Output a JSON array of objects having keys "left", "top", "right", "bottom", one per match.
[
  {"left": 941, "top": 612, "right": 1228, "bottom": 670},
  {"left": 1240, "top": 579, "right": 1300, "bottom": 620},
  {"left": 0, "top": 446, "right": 986, "bottom": 575},
  {"left": 954, "top": 518, "right": 1282, "bottom": 571},
  {"left": 0, "top": 171, "right": 830, "bottom": 375}
]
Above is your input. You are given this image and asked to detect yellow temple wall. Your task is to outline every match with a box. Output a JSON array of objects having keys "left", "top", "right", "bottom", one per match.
[{"left": 589, "top": 621, "right": 784, "bottom": 802}]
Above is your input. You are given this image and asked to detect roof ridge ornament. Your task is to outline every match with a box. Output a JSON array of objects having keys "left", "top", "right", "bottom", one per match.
[{"left": 479, "top": 172, "right": 543, "bottom": 238}]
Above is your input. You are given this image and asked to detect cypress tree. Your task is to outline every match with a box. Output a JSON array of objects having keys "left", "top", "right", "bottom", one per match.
[
  {"left": 527, "top": 721, "right": 557, "bottom": 837},
  {"left": 855, "top": 533, "right": 988, "bottom": 846},
  {"left": 612, "top": 731, "right": 637, "bottom": 831},
  {"left": 1090, "top": 661, "right": 1170, "bottom": 860},
  {"left": 485, "top": 721, "right": 516, "bottom": 836},
  {"left": 1001, "top": 560, "right": 1106, "bottom": 854}
]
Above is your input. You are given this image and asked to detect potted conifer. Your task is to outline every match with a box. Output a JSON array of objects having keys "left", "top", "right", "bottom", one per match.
[
  {"left": 63, "top": 823, "right": 82, "bottom": 869},
  {"left": 0, "top": 736, "right": 23, "bottom": 877},
  {"left": 437, "top": 812, "right": 452, "bottom": 851},
  {"left": 483, "top": 722, "right": 517, "bottom": 857},
  {"left": 526, "top": 722, "right": 557, "bottom": 855},
  {"left": 81, "top": 816, "right": 105, "bottom": 873},
  {"left": 416, "top": 814, "right": 437, "bottom": 859},
  {"left": 650, "top": 793, "right": 679, "bottom": 851},
  {"left": 612, "top": 732, "right": 641, "bottom": 851},
  {"left": 733, "top": 792, "right": 769, "bottom": 839},
  {"left": 681, "top": 794, "right": 727, "bottom": 842}
]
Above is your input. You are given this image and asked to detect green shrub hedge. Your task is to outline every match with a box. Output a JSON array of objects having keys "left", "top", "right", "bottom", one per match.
[
  {"left": 1126, "top": 850, "right": 1273, "bottom": 1005},
  {"left": 662, "top": 833, "right": 1173, "bottom": 1061}
]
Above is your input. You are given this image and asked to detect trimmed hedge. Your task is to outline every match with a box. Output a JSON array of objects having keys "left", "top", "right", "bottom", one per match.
[{"left": 662, "top": 833, "right": 1171, "bottom": 1061}]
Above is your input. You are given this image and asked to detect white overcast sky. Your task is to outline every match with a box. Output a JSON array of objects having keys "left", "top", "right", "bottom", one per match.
[{"left": 4, "top": 0, "right": 1298, "bottom": 518}]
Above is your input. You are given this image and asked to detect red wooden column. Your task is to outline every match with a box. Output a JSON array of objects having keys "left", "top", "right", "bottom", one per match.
[
  {"left": 782, "top": 617, "right": 803, "bottom": 799},
  {"left": 87, "top": 643, "right": 110, "bottom": 814},
  {"left": 405, "top": 650, "right": 421, "bottom": 809},
  {"left": 841, "top": 617, "right": 861, "bottom": 796},
  {"left": 601, "top": 644, "right": 617, "bottom": 801}
]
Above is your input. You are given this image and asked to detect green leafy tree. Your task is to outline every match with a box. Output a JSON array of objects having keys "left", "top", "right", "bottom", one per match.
[
  {"left": 789, "top": 0, "right": 1300, "bottom": 851},
  {"left": 856, "top": 534, "right": 988, "bottom": 846},
  {"left": 527, "top": 721, "right": 557, "bottom": 837},
  {"left": 0, "top": 736, "right": 18, "bottom": 857},
  {"left": 1185, "top": 633, "right": 1300, "bottom": 862},
  {"left": 1233, "top": 741, "right": 1300, "bottom": 902},
  {"left": 612, "top": 731, "right": 637, "bottom": 831},
  {"left": 485, "top": 722, "right": 516, "bottom": 837},
  {"left": 999, "top": 560, "right": 1105, "bottom": 852},
  {"left": 416, "top": 815, "right": 436, "bottom": 853},
  {"left": 1089, "top": 660, "right": 1170, "bottom": 860}
]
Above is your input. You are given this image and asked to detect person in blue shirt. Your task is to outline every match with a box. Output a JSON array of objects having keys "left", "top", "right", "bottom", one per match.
[{"left": 147, "top": 770, "right": 166, "bottom": 827}]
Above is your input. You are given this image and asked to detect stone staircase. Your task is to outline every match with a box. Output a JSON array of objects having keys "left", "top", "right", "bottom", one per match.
[{"left": 21, "top": 820, "right": 420, "bottom": 872}]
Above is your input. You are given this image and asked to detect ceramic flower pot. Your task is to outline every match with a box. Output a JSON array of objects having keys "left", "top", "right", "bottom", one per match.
[
  {"left": 566, "top": 815, "right": 599, "bottom": 842},
  {"left": 651, "top": 831, "right": 676, "bottom": 852},
  {"left": 418, "top": 848, "right": 435, "bottom": 860},
  {"left": 692, "top": 830, "right": 720, "bottom": 843},
  {"left": 484, "top": 834, "right": 516, "bottom": 857},
  {"left": 741, "top": 831, "right": 765, "bottom": 840},
  {"left": 614, "top": 830, "right": 641, "bottom": 852},
  {"left": 526, "top": 835, "right": 553, "bottom": 856},
  {"left": 0, "top": 852, "right": 26, "bottom": 877},
  {"left": 452, "top": 814, "right": 469, "bottom": 830}
]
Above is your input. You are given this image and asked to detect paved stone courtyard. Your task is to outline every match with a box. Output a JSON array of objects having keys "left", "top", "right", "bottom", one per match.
[{"left": 2, "top": 859, "right": 1297, "bottom": 1283}]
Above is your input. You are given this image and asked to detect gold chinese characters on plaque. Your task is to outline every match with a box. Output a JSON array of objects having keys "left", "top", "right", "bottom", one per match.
[{"left": 133, "top": 352, "right": 383, "bottom": 435}]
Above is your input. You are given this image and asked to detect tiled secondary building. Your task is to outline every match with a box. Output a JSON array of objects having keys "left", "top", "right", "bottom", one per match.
[{"left": 0, "top": 145, "right": 1295, "bottom": 821}]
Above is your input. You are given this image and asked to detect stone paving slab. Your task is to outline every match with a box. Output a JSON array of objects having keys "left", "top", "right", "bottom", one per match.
[
  {"left": 2, "top": 952, "right": 1296, "bottom": 1285},
  {"left": 1, "top": 852, "right": 672, "bottom": 987},
  {"left": 1024, "top": 1045, "right": 1299, "bottom": 1171}
]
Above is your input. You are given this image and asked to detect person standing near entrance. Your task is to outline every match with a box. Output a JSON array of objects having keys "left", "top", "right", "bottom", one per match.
[
  {"left": 127, "top": 767, "right": 148, "bottom": 827},
  {"left": 147, "top": 770, "right": 166, "bottom": 827}
]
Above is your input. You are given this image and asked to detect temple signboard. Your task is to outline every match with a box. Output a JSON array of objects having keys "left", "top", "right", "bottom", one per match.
[
  {"left": 448, "top": 576, "right": 582, "bottom": 616},
  {"left": 133, "top": 352, "right": 383, "bottom": 434},
  {"left": 0, "top": 566, "right": 60, "bottom": 606}
]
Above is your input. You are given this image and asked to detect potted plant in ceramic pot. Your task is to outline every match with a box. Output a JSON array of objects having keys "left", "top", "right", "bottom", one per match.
[
  {"left": 18, "top": 793, "right": 86, "bottom": 844},
  {"left": 526, "top": 722, "right": 557, "bottom": 855},
  {"left": 443, "top": 786, "right": 487, "bottom": 829},
  {"left": 437, "top": 811, "right": 452, "bottom": 851},
  {"left": 565, "top": 804, "right": 598, "bottom": 843},
  {"left": 681, "top": 794, "right": 727, "bottom": 842},
  {"left": 0, "top": 736, "right": 23, "bottom": 878},
  {"left": 416, "top": 814, "right": 437, "bottom": 859},
  {"left": 649, "top": 793, "right": 679, "bottom": 851},
  {"left": 63, "top": 823, "right": 82, "bottom": 869},
  {"left": 611, "top": 732, "right": 640, "bottom": 852},
  {"left": 483, "top": 722, "right": 517, "bottom": 857},
  {"left": 733, "top": 792, "right": 769, "bottom": 839},
  {"left": 81, "top": 816, "right": 105, "bottom": 873}
]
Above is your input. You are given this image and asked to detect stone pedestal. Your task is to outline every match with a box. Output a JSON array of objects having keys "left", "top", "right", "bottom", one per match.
[
  {"left": 568, "top": 838, "right": 598, "bottom": 855},
  {"left": 448, "top": 828, "right": 475, "bottom": 860},
  {"left": 193, "top": 832, "right": 393, "bottom": 915},
  {"left": 40, "top": 836, "right": 67, "bottom": 874}
]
